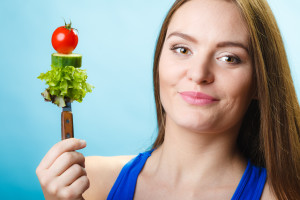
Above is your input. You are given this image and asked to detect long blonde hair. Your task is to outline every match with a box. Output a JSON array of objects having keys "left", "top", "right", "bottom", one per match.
[{"left": 151, "top": 0, "right": 300, "bottom": 199}]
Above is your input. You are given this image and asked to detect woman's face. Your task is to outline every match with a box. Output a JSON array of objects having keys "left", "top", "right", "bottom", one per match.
[{"left": 159, "top": 0, "right": 256, "bottom": 134}]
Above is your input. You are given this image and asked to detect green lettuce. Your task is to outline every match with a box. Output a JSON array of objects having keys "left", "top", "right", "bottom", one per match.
[{"left": 38, "top": 65, "right": 94, "bottom": 107}]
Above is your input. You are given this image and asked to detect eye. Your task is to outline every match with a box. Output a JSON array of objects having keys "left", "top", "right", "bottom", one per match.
[
  {"left": 219, "top": 56, "right": 241, "bottom": 64},
  {"left": 170, "top": 45, "right": 192, "bottom": 55}
]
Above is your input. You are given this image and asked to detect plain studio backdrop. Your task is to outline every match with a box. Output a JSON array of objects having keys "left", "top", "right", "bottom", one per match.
[{"left": 0, "top": 0, "right": 299, "bottom": 199}]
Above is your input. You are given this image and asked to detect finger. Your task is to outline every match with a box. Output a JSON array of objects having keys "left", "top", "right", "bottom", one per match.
[
  {"left": 49, "top": 151, "right": 85, "bottom": 176},
  {"left": 59, "top": 175, "right": 90, "bottom": 200},
  {"left": 38, "top": 138, "right": 86, "bottom": 170},
  {"left": 56, "top": 164, "right": 87, "bottom": 187}
]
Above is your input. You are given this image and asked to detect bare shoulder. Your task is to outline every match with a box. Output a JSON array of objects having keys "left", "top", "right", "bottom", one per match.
[
  {"left": 82, "top": 154, "right": 136, "bottom": 200},
  {"left": 260, "top": 180, "right": 276, "bottom": 200}
]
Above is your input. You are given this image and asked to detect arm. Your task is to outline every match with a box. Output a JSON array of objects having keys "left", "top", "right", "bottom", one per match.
[{"left": 83, "top": 155, "right": 136, "bottom": 200}]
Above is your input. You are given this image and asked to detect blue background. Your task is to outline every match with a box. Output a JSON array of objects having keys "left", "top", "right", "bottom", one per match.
[{"left": 0, "top": 0, "right": 299, "bottom": 199}]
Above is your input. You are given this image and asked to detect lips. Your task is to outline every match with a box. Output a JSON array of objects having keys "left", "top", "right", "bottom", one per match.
[{"left": 179, "top": 91, "right": 219, "bottom": 105}]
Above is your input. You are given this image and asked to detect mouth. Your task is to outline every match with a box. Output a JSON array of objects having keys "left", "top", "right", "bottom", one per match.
[{"left": 178, "top": 91, "right": 219, "bottom": 106}]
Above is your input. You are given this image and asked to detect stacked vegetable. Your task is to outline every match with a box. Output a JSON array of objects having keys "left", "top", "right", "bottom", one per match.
[{"left": 38, "top": 21, "right": 93, "bottom": 107}]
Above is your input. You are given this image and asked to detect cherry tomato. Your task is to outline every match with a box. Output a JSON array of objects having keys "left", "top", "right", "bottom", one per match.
[{"left": 51, "top": 21, "right": 78, "bottom": 54}]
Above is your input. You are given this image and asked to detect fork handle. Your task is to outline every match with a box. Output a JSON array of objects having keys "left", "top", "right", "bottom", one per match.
[{"left": 61, "top": 111, "right": 74, "bottom": 140}]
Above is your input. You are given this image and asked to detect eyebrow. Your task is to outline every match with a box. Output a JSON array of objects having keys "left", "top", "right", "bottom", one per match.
[
  {"left": 167, "top": 32, "right": 198, "bottom": 44},
  {"left": 167, "top": 31, "right": 249, "bottom": 53},
  {"left": 217, "top": 41, "right": 249, "bottom": 53}
]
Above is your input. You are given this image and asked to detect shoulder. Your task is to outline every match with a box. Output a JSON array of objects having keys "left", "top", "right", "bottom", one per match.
[
  {"left": 82, "top": 154, "right": 136, "bottom": 200},
  {"left": 260, "top": 180, "right": 276, "bottom": 200}
]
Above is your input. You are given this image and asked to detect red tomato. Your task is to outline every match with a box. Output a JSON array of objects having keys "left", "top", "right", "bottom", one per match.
[{"left": 51, "top": 22, "right": 78, "bottom": 54}]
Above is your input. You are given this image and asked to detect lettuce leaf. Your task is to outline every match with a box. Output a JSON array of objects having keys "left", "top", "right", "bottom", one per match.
[{"left": 38, "top": 65, "right": 94, "bottom": 107}]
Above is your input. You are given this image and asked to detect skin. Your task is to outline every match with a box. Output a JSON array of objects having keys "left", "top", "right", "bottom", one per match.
[
  {"left": 36, "top": 0, "right": 276, "bottom": 199},
  {"left": 134, "top": 0, "right": 255, "bottom": 199},
  {"left": 36, "top": 139, "right": 89, "bottom": 200}
]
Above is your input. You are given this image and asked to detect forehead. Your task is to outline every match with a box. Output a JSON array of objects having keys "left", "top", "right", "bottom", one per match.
[{"left": 167, "top": 0, "right": 249, "bottom": 44}]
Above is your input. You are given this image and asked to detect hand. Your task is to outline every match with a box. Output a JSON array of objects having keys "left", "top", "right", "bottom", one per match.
[{"left": 36, "top": 138, "right": 90, "bottom": 200}]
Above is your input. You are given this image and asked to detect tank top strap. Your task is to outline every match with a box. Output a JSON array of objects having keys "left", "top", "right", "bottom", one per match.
[
  {"left": 231, "top": 160, "right": 267, "bottom": 200},
  {"left": 107, "top": 149, "right": 155, "bottom": 200}
]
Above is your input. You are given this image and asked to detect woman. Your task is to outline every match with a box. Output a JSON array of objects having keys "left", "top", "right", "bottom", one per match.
[{"left": 36, "top": 0, "right": 300, "bottom": 199}]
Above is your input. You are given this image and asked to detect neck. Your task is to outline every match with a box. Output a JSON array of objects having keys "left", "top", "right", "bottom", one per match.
[{"left": 150, "top": 115, "right": 247, "bottom": 188}]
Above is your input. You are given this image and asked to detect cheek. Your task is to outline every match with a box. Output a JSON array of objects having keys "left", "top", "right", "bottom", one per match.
[
  {"left": 159, "top": 52, "right": 177, "bottom": 94},
  {"left": 158, "top": 59, "right": 172, "bottom": 110},
  {"left": 158, "top": 50, "right": 184, "bottom": 111},
  {"left": 159, "top": 52, "right": 185, "bottom": 85},
  {"left": 235, "top": 71, "right": 253, "bottom": 99},
  {"left": 219, "top": 69, "right": 254, "bottom": 111}
]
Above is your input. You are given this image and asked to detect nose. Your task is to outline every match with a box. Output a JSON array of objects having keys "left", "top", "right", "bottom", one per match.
[{"left": 186, "top": 56, "right": 215, "bottom": 85}]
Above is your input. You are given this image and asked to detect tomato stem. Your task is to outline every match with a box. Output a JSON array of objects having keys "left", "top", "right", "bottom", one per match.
[{"left": 63, "top": 19, "right": 78, "bottom": 34}]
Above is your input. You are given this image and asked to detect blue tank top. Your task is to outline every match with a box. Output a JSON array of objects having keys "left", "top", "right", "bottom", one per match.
[{"left": 107, "top": 149, "right": 267, "bottom": 200}]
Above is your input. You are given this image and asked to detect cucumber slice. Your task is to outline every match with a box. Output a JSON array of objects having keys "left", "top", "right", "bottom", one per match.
[{"left": 51, "top": 53, "right": 82, "bottom": 68}]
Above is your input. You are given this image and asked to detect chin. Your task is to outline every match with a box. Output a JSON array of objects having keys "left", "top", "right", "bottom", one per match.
[{"left": 172, "top": 114, "right": 216, "bottom": 133}]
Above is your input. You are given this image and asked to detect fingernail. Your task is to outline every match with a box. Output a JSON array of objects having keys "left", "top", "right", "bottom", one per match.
[{"left": 80, "top": 139, "right": 86, "bottom": 146}]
